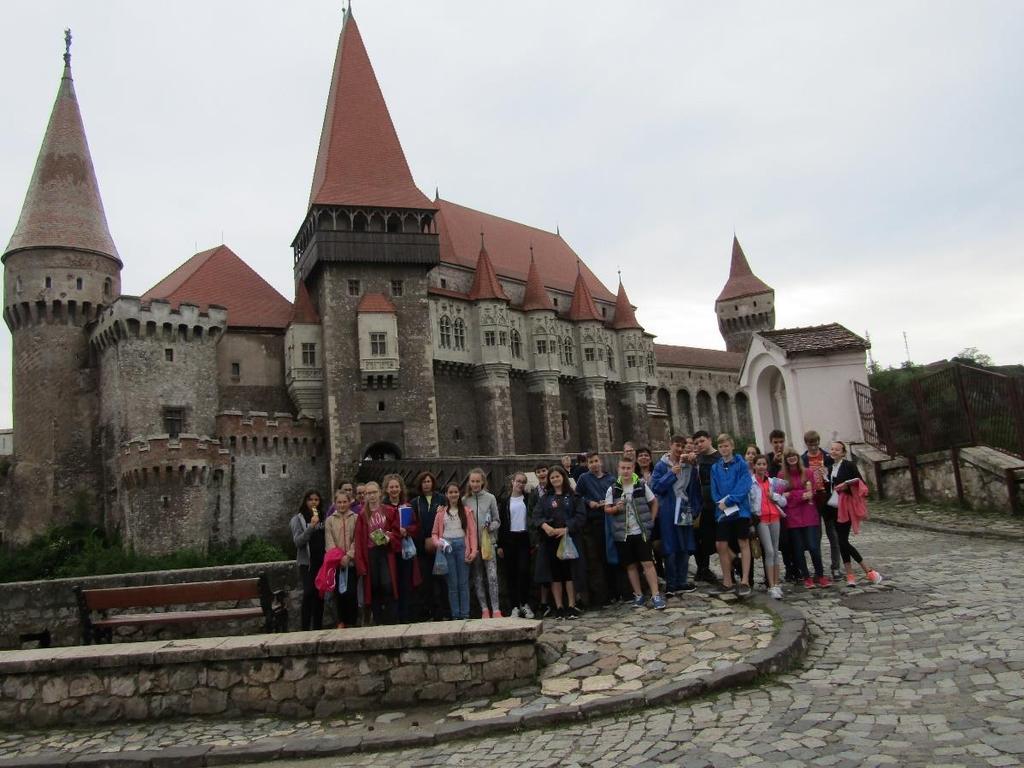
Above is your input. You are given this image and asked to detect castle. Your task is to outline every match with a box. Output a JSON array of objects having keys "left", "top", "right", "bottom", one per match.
[{"left": 0, "top": 13, "right": 776, "bottom": 554}]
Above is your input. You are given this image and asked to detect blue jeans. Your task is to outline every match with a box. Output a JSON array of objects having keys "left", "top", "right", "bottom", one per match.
[
  {"left": 792, "top": 525, "right": 824, "bottom": 579},
  {"left": 444, "top": 537, "right": 471, "bottom": 619},
  {"left": 666, "top": 525, "right": 696, "bottom": 591}
]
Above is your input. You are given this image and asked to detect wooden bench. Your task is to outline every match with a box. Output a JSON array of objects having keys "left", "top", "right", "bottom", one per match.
[{"left": 73, "top": 574, "right": 284, "bottom": 645}]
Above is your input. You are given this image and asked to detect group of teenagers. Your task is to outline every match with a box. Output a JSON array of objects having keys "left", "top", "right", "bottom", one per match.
[{"left": 288, "top": 428, "right": 882, "bottom": 629}]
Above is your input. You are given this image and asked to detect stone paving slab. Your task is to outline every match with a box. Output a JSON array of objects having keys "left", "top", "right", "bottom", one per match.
[
  {"left": 0, "top": 588, "right": 800, "bottom": 766},
  {"left": 868, "top": 499, "right": 1024, "bottom": 542}
]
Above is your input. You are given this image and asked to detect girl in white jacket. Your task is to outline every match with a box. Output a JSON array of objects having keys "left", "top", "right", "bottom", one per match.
[{"left": 464, "top": 468, "right": 502, "bottom": 618}]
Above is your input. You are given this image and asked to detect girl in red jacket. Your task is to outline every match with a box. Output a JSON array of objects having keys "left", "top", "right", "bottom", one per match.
[{"left": 354, "top": 481, "right": 401, "bottom": 624}]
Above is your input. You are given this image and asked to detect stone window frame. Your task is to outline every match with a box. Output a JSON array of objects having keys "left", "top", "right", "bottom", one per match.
[
  {"left": 584, "top": 346, "right": 596, "bottom": 362},
  {"left": 439, "top": 315, "right": 452, "bottom": 349},
  {"left": 230, "top": 361, "right": 241, "bottom": 382},
  {"left": 301, "top": 342, "right": 317, "bottom": 366},
  {"left": 510, "top": 329, "right": 522, "bottom": 358},
  {"left": 348, "top": 279, "right": 361, "bottom": 297},
  {"left": 484, "top": 330, "right": 496, "bottom": 347},
  {"left": 626, "top": 354, "right": 638, "bottom": 369},
  {"left": 607, "top": 345, "right": 615, "bottom": 370},
  {"left": 536, "top": 339, "right": 548, "bottom": 355},
  {"left": 370, "top": 332, "right": 387, "bottom": 356},
  {"left": 162, "top": 406, "right": 186, "bottom": 438},
  {"left": 562, "top": 337, "right": 574, "bottom": 365},
  {"left": 164, "top": 348, "right": 174, "bottom": 362},
  {"left": 76, "top": 277, "right": 83, "bottom": 290},
  {"left": 390, "top": 279, "right": 404, "bottom": 297},
  {"left": 453, "top": 318, "right": 466, "bottom": 351}
]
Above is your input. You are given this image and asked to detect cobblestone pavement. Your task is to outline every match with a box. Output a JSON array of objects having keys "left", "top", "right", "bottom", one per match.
[
  {"left": 270, "top": 518, "right": 1024, "bottom": 767},
  {"left": 0, "top": 591, "right": 773, "bottom": 759},
  {"left": 869, "top": 500, "right": 1024, "bottom": 541}
]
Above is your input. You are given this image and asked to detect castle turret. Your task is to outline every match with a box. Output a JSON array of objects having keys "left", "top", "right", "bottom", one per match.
[
  {"left": 568, "top": 267, "right": 611, "bottom": 451},
  {"left": 2, "top": 33, "right": 122, "bottom": 537},
  {"left": 468, "top": 235, "right": 514, "bottom": 454},
  {"left": 716, "top": 236, "right": 775, "bottom": 353},
  {"left": 609, "top": 278, "right": 651, "bottom": 448},
  {"left": 285, "top": 280, "right": 324, "bottom": 420},
  {"left": 291, "top": 7, "right": 440, "bottom": 474}
]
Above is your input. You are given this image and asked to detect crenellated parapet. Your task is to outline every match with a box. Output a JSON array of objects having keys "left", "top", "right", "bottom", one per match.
[
  {"left": 89, "top": 296, "right": 228, "bottom": 352},
  {"left": 118, "top": 434, "right": 230, "bottom": 488},
  {"left": 216, "top": 411, "right": 323, "bottom": 457}
]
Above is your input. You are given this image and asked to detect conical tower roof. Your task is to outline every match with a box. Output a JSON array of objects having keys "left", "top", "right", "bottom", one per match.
[
  {"left": 309, "top": 10, "right": 432, "bottom": 210},
  {"left": 520, "top": 250, "right": 555, "bottom": 312},
  {"left": 291, "top": 280, "right": 320, "bottom": 324},
  {"left": 610, "top": 279, "right": 643, "bottom": 330},
  {"left": 467, "top": 236, "right": 509, "bottom": 301},
  {"left": 716, "top": 236, "right": 771, "bottom": 302},
  {"left": 568, "top": 267, "right": 602, "bottom": 322},
  {"left": 4, "top": 35, "right": 119, "bottom": 263}
]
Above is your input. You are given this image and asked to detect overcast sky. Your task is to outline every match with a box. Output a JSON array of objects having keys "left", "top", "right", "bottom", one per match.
[{"left": 2, "top": 1, "right": 1022, "bottom": 428}]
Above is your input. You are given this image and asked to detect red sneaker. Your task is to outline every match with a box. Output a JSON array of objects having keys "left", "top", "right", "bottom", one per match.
[
  {"left": 817, "top": 576, "right": 832, "bottom": 588},
  {"left": 803, "top": 577, "right": 815, "bottom": 589}
]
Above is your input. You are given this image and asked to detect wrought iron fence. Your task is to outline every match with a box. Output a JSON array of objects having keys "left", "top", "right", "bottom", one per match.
[{"left": 855, "top": 363, "right": 1024, "bottom": 459}]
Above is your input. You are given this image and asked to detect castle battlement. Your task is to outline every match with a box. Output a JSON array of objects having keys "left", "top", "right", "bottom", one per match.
[
  {"left": 90, "top": 296, "right": 228, "bottom": 351},
  {"left": 118, "top": 434, "right": 230, "bottom": 487},
  {"left": 3, "top": 297, "right": 107, "bottom": 332},
  {"left": 216, "top": 411, "right": 322, "bottom": 457}
]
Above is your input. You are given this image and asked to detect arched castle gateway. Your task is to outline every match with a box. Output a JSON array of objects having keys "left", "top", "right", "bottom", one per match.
[{"left": 0, "top": 11, "right": 774, "bottom": 554}]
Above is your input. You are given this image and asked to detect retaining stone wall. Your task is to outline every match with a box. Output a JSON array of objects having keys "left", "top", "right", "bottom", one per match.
[
  {"left": 0, "top": 561, "right": 297, "bottom": 650},
  {"left": 0, "top": 620, "right": 540, "bottom": 727}
]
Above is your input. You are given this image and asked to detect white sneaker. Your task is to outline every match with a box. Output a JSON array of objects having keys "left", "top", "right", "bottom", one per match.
[
  {"left": 770, "top": 586, "right": 783, "bottom": 600},
  {"left": 520, "top": 604, "right": 535, "bottom": 620},
  {"left": 509, "top": 606, "right": 521, "bottom": 618}
]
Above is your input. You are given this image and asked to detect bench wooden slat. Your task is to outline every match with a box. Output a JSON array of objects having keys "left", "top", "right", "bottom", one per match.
[
  {"left": 92, "top": 607, "right": 265, "bottom": 628},
  {"left": 82, "top": 578, "right": 262, "bottom": 610}
]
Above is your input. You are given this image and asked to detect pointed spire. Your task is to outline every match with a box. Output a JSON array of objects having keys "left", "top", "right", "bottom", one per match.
[
  {"left": 716, "top": 235, "right": 772, "bottom": 302},
  {"left": 4, "top": 31, "right": 119, "bottom": 263},
  {"left": 308, "top": 10, "right": 432, "bottom": 209},
  {"left": 520, "top": 247, "right": 555, "bottom": 312},
  {"left": 291, "top": 279, "right": 320, "bottom": 324},
  {"left": 567, "top": 270, "right": 602, "bottom": 322},
  {"left": 610, "top": 279, "right": 643, "bottom": 330},
  {"left": 467, "top": 232, "right": 509, "bottom": 301}
]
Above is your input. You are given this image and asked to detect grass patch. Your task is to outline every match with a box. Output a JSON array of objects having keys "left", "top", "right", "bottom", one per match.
[{"left": 0, "top": 520, "right": 288, "bottom": 583}]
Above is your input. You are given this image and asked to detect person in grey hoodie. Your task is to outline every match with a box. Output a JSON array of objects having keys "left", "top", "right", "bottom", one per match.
[
  {"left": 464, "top": 468, "right": 502, "bottom": 618},
  {"left": 290, "top": 489, "right": 325, "bottom": 630}
]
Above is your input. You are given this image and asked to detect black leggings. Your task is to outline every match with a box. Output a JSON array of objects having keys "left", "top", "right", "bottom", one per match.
[
  {"left": 835, "top": 520, "right": 863, "bottom": 565},
  {"left": 503, "top": 531, "right": 532, "bottom": 609},
  {"left": 299, "top": 564, "right": 324, "bottom": 631}
]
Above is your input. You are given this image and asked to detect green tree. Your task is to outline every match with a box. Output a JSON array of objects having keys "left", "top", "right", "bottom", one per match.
[{"left": 955, "top": 347, "right": 993, "bottom": 367}]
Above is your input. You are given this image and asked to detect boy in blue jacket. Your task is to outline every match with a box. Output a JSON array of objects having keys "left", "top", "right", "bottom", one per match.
[
  {"left": 650, "top": 434, "right": 700, "bottom": 596},
  {"left": 710, "top": 433, "right": 753, "bottom": 597}
]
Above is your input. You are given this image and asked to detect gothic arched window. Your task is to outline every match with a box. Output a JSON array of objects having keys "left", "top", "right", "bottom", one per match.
[
  {"left": 562, "top": 337, "right": 574, "bottom": 365},
  {"left": 453, "top": 318, "right": 466, "bottom": 351},
  {"left": 510, "top": 328, "right": 522, "bottom": 359},
  {"left": 439, "top": 315, "right": 452, "bottom": 349},
  {"left": 607, "top": 345, "right": 616, "bottom": 371}
]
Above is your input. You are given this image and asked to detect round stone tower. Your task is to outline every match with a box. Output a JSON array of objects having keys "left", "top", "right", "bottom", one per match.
[
  {"left": 716, "top": 236, "right": 774, "bottom": 353},
  {"left": 2, "top": 33, "right": 122, "bottom": 535}
]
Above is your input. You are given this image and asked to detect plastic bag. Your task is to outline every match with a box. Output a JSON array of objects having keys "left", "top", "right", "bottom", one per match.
[
  {"left": 401, "top": 536, "right": 417, "bottom": 560},
  {"left": 480, "top": 530, "right": 494, "bottom": 561},
  {"left": 370, "top": 528, "right": 389, "bottom": 547},
  {"left": 337, "top": 566, "right": 348, "bottom": 595},
  {"left": 556, "top": 534, "right": 579, "bottom": 560},
  {"left": 432, "top": 547, "right": 449, "bottom": 576}
]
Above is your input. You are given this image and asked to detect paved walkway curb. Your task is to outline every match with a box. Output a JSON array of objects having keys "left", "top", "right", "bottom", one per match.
[
  {"left": 0, "top": 597, "right": 809, "bottom": 768},
  {"left": 872, "top": 514, "right": 1024, "bottom": 543}
]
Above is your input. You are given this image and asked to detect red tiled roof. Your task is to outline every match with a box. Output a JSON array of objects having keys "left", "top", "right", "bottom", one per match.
[
  {"left": 356, "top": 292, "right": 396, "bottom": 313},
  {"left": 760, "top": 324, "right": 868, "bottom": 356},
  {"left": 567, "top": 270, "right": 602, "bottom": 322},
  {"left": 467, "top": 241, "right": 509, "bottom": 301},
  {"left": 308, "top": 11, "right": 433, "bottom": 210},
  {"left": 428, "top": 285, "right": 470, "bottom": 300},
  {"left": 717, "top": 236, "right": 772, "bottom": 302},
  {"left": 654, "top": 344, "right": 743, "bottom": 371},
  {"left": 520, "top": 253, "right": 556, "bottom": 312},
  {"left": 5, "top": 57, "right": 119, "bottom": 262},
  {"left": 436, "top": 199, "right": 615, "bottom": 303},
  {"left": 291, "top": 280, "right": 320, "bottom": 324},
  {"left": 143, "top": 245, "right": 292, "bottom": 329},
  {"left": 610, "top": 280, "right": 643, "bottom": 330}
]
